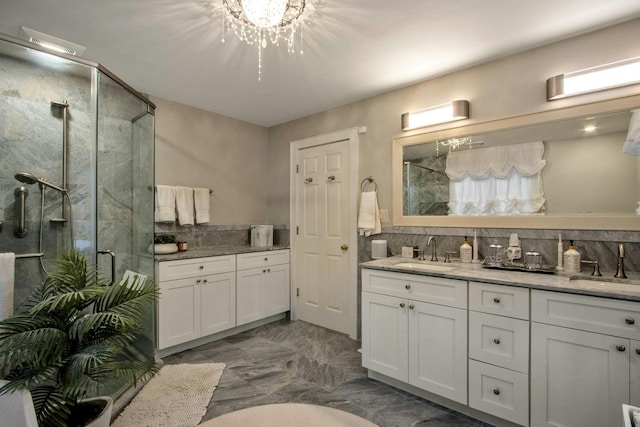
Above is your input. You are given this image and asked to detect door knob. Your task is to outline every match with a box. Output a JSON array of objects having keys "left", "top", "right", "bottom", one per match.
[{"left": 341, "top": 244, "right": 348, "bottom": 251}]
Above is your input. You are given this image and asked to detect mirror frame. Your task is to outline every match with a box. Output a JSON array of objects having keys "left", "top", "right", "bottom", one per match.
[{"left": 393, "top": 94, "right": 640, "bottom": 230}]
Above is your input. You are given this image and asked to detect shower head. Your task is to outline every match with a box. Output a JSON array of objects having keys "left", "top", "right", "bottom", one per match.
[{"left": 15, "top": 172, "right": 67, "bottom": 193}]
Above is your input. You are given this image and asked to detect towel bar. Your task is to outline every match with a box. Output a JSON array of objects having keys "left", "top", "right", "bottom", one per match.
[
  {"left": 15, "top": 253, "right": 44, "bottom": 259},
  {"left": 360, "top": 176, "right": 377, "bottom": 192},
  {"left": 149, "top": 185, "right": 213, "bottom": 194}
]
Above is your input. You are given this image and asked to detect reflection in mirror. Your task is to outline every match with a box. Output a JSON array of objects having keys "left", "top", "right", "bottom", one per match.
[
  {"left": 402, "top": 109, "right": 639, "bottom": 217},
  {"left": 392, "top": 96, "right": 640, "bottom": 230}
]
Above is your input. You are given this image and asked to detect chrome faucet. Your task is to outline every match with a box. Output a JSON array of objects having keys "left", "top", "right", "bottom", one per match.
[
  {"left": 614, "top": 243, "right": 627, "bottom": 279},
  {"left": 427, "top": 236, "right": 438, "bottom": 262}
]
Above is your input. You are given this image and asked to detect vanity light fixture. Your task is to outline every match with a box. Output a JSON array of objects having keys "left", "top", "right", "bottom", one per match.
[
  {"left": 401, "top": 100, "right": 470, "bottom": 131},
  {"left": 547, "top": 56, "right": 640, "bottom": 101}
]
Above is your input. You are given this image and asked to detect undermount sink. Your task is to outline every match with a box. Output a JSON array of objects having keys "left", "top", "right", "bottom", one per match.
[{"left": 393, "top": 262, "right": 455, "bottom": 272}]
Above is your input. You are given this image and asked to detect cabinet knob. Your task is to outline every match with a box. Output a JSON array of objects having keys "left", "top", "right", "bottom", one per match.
[
  {"left": 636, "top": 348, "right": 640, "bottom": 355},
  {"left": 409, "top": 304, "right": 415, "bottom": 310},
  {"left": 493, "top": 338, "right": 501, "bottom": 345},
  {"left": 625, "top": 317, "right": 635, "bottom": 325},
  {"left": 493, "top": 297, "right": 501, "bottom": 304},
  {"left": 199, "top": 265, "right": 204, "bottom": 269},
  {"left": 203, "top": 279, "right": 208, "bottom": 283},
  {"left": 264, "top": 257, "right": 268, "bottom": 261},
  {"left": 267, "top": 268, "right": 271, "bottom": 272},
  {"left": 616, "top": 345, "right": 626, "bottom": 352},
  {"left": 263, "top": 269, "right": 266, "bottom": 273},
  {"left": 493, "top": 388, "right": 500, "bottom": 395},
  {"left": 405, "top": 284, "right": 411, "bottom": 289},
  {"left": 400, "top": 303, "right": 405, "bottom": 308},
  {"left": 196, "top": 279, "right": 202, "bottom": 284}
]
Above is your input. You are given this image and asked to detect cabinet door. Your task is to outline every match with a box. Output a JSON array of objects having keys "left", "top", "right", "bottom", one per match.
[
  {"left": 200, "top": 272, "right": 236, "bottom": 337},
  {"left": 236, "top": 267, "right": 263, "bottom": 326},
  {"left": 262, "top": 263, "right": 290, "bottom": 317},
  {"left": 531, "top": 323, "right": 629, "bottom": 427},
  {"left": 632, "top": 339, "right": 640, "bottom": 407},
  {"left": 158, "top": 278, "right": 201, "bottom": 349},
  {"left": 361, "top": 292, "right": 408, "bottom": 382},
  {"left": 409, "top": 300, "right": 467, "bottom": 404}
]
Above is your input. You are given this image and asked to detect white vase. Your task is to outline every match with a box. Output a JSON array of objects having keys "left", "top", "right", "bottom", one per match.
[{"left": 150, "top": 243, "right": 178, "bottom": 254}]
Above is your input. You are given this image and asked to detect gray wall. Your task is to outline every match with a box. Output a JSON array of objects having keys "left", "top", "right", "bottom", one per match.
[
  {"left": 152, "top": 96, "right": 270, "bottom": 225},
  {"left": 266, "top": 18, "right": 640, "bottom": 225}
]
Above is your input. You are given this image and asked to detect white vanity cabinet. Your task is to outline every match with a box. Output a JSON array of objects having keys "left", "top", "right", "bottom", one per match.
[
  {"left": 468, "top": 282, "right": 530, "bottom": 426},
  {"left": 531, "top": 290, "right": 640, "bottom": 427},
  {"left": 236, "top": 250, "right": 290, "bottom": 326},
  {"left": 157, "top": 255, "right": 236, "bottom": 350},
  {"left": 362, "top": 268, "right": 468, "bottom": 404}
]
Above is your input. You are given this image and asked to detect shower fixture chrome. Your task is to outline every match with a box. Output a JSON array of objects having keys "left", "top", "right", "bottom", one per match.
[
  {"left": 15, "top": 172, "right": 67, "bottom": 193},
  {"left": 14, "top": 186, "right": 29, "bottom": 238}
]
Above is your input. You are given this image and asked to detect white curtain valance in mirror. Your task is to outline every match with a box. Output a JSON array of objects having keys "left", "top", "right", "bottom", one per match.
[
  {"left": 447, "top": 141, "right": 546, "bottom": 216},
  {"left": 392, "top": 94, "right": 640, "bottom": 230}
]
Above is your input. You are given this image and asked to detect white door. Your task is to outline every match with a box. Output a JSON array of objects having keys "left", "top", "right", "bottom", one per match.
[
  {"left": 157, "top": 278, "right": 200, "bottom": 349},
  {"left": 631, "top": 339, "right": 640, "bottom": 407},
  {"left": 236, "top": 268, "right": 263, "bottom": 326},
  {"left": 530, "top": 322, "right": 629, "bottom": 427},
  {"left": 200, "top": 272, "right": 236, "bottom": 336},
  {"left": 291, "top": 129, "right": 357, "bottom": 336},
  {"left": 409, "top": 300, "right": 467, "bottom": 404},
  {"left": 262, "top": 263, "right": 291, "bottom": 317}
]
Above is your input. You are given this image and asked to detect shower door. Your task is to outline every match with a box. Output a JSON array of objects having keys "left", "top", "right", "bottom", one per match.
[{"left": 96, "top": 71, "right": 155, "bottom": 396}]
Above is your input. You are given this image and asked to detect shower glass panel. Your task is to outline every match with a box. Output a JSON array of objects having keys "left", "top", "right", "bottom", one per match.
[{"left": 0, "top": 33, "right": 156, "bottom": 401}]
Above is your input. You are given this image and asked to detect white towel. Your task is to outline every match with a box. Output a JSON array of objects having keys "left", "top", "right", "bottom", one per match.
[
  {"left": 194, "top": 188, "right": 210, "bottom": 224},
  {"left": 155, "top": 185, "right": 176, "bottom": 223},
  {"left": 623, "top": 109, "right": 640, "bottom": 156},
  {"left": 175, "top": 186, "right": 194, "bottom": 226},
  {"left": 0, "top": 253, "right": 15, "bottom": 320},
  {"left": 358, "top": 191, "right": 381, "bottom": 236}
]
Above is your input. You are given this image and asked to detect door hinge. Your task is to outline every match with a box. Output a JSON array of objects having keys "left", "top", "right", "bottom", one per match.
[
  {"left": 296, "top": 226, "right": 299, "bottom": 235},
  {"left": 296, "top": 164, "right": 299, "bottom": 173},
  {"left": 296, "top": 288, "right": 300, "bottom": 297}
]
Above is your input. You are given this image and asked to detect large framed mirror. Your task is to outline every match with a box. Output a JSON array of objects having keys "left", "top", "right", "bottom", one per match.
[{"left": 392, "top": 95, "right": 640, "bottom": 230}]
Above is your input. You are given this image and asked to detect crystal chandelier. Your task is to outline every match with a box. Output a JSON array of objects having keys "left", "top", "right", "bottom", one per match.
[{"left": 222, "top": 0, "right": 306, "bottom": 80}]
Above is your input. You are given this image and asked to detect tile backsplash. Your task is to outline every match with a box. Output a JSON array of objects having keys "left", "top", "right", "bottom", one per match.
[{"left": 154, "top": 223, "right": 290, "bottom": 248}]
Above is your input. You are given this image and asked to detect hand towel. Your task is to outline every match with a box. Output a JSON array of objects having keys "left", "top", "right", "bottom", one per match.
[
  {"left": 358, "top": 190, "right": 381, "bottom": 236},
  {"left": 154, "top": 185, "right": 176, "bottom": 223},
  {"left": 623, "top": 109, "right": 640, "bottom": 155},
  {"left": 194, "top": 188, "right": 210, "bottom": 224},
  {"left": 175, "top": 186, "right": 194, "bottom": 226},
  {"left": 0, "top": 252, "right": 15, "bottom": 320}
]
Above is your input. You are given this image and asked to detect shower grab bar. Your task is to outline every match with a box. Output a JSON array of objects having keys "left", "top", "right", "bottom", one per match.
[
  {"left": 15, "top": 252, "right": 44, "bottom": 259},
  {"left": 14, "top": 186, "right": 29, "bottom": 238}
]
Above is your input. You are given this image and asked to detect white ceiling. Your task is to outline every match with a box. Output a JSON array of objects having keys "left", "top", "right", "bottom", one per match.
[{"left": 1, "top": 0, "right": 640, "bottom": 127}]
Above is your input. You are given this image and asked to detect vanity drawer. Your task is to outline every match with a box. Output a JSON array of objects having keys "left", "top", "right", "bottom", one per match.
[
  {"left": 362, "top": 269, "right": 466, "bottom": 308},
  {"left": 237, "top": 250, "right": 289, "bottom": 270},
  {"left": 532, "top": 290, "right": 640, "bottom": 340},
  {"left": 158, "top": 255, "right": 236, "bottom": 281},
  {"left": 469, "top": 311, "right": 529, "bottom": 373},
  {"left": 469, "top": 281, "right": 529, "bottom": 320},
  {"left": 468, "top": 360, "right": 529, "bottom": 427}
]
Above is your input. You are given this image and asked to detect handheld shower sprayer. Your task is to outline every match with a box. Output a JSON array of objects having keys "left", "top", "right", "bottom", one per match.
[{"left": 15, "top": 172, "right": 67, "bottom": 193}]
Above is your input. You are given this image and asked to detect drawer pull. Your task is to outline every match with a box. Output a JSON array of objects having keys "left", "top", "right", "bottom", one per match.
[
  {"left": 264, "top": 257, "right": 268, "bottom": 261},
  {"left": 493, "top": 388, "right": 500, "bottom": 395},
  {"left": 400, "top": 303, "right": 405, "bottom": 308},
  {"left": 616, "top": 345, "right": 626, "bottom": 352},
  {"left": 199, "top": 265, "right": 204, "bottom": 270},
  {"left": 493, "top": 297, "right": 500, "bottom": 304},
  {"left": 405, "top": 284, "right": 411, "bottom": 290},
  {"left": 409, "top": 304, "right": 415, "bottom": 310},
  {"left": 493, "top": 338, "right": 501, "bottom": 345},
  {"left": 625, "top": 317, "right": 636, "bottom": 325}
]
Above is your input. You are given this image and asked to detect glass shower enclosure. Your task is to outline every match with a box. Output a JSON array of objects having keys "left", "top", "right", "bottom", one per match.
[{"left": 0, "top": 32, "right": 155, "bottom": 399}]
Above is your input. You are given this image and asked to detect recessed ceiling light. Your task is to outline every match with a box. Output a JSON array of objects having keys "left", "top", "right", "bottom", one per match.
[{"left": 583, "top": 125, "right": 597, "bottom": 133}]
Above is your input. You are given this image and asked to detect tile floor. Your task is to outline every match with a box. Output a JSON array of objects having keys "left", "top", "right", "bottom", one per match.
[{"left": 164, "top": 319, "right": 492, "bottom": 427}]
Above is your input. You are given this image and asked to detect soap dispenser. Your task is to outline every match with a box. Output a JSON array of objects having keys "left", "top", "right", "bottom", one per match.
[
  {"left": 460, "top": 237, "right": 472, "bottom": 263},
  {"left": 563, "top": 240, "right": 581, "bottom": 273}
]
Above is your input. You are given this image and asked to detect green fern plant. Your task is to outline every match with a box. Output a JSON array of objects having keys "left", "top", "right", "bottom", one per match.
[{"left": 0, "top": 250, "right": 159, "bottom": 426}]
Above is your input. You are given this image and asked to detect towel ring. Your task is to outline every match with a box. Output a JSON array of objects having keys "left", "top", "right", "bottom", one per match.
[{"left": 360, "top": 176, "right": 377, "bottom": 192}]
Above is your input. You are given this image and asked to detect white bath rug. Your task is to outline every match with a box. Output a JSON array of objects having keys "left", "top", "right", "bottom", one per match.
[{"left": 112, "top": 363, "right": 226, "bottom": 427}]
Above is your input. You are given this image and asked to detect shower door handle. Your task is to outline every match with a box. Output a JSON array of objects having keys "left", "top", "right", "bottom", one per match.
[{"left": 97, "top": 250, "right": 116, "bottom": 286}]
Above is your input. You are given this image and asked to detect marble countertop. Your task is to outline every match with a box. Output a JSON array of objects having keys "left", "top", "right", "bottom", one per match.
[
  {"left": 155, "top": 245, "right": 290, "bottom": 262},
  {"left": 361, "top": 256, "right": 640, "bottom": 302}
]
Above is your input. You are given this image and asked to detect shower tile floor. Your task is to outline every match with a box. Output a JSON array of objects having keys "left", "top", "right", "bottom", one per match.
[{"left": 164, "top": 319, "right": 492, "bottom": 427}]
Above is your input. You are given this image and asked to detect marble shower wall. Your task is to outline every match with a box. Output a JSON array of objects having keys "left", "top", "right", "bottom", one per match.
[{"left": 358, "top": 226, "right": 640, "bottom": 274}]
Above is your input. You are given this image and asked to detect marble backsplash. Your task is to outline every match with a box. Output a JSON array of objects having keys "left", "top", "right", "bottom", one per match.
[
  {"left": 154, "top": 223, "right": 290, "bottom": 248},
  {"left": 358, "top": 226, "right": 640, "bottom": 275}
]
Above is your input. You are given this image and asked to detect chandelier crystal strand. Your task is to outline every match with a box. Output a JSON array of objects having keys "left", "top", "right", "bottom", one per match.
[{"left": 222, "top": 0, "right": 306, "bottom": 80}]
